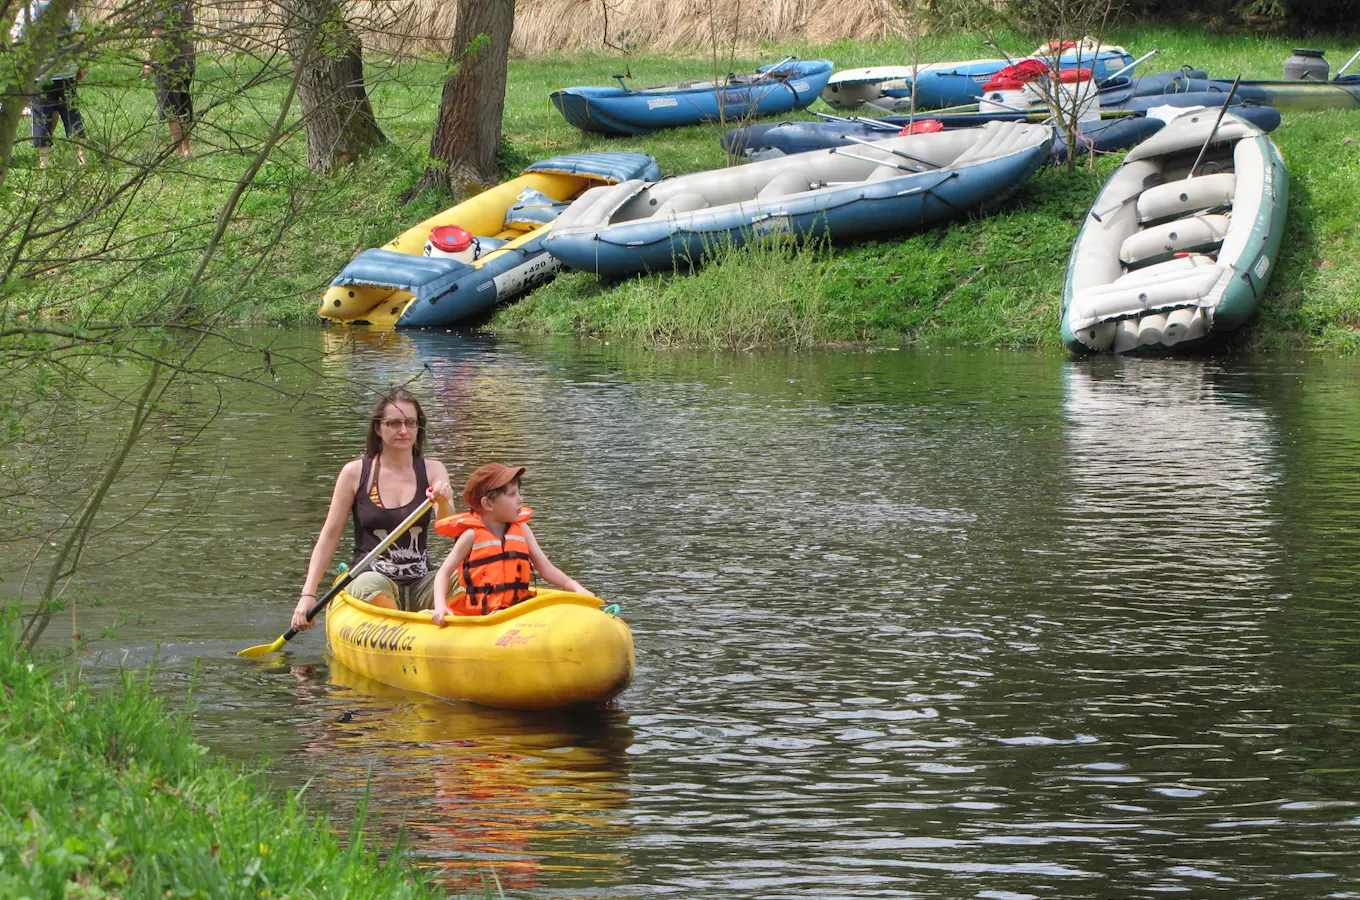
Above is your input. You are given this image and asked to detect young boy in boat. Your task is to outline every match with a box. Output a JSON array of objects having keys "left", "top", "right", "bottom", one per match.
[{"left": 431, "top": 463, "right": 592, "bottom": 624}]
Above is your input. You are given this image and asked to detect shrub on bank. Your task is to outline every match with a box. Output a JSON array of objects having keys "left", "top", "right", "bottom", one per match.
[{"left": 0, "top": 619, "right": 446, "bottom": 899}]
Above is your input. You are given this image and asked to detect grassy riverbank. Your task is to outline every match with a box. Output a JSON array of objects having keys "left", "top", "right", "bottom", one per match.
[
  {"left": 10, "top": 25, "right": 1360, "bottom": 349},
  {"left": 491, "top": 27, "right": 1360, "bottom": 350},
  {"left": 0, "top": 621, "right": 448, "bottom": 898}
]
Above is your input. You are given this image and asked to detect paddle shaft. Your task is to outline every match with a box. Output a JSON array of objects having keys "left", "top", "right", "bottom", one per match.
[
  {"left": 735, "top": 55, "right": 797, "bottom": 95},
  {"left": 753, "top": 55, "right": 796, "bottom": 83},
  {"left": 849, "top": 115, "right": 901, "bottom": 132},
  {"left": 284, "top": 496, "right": 434, "bottom": 640},
  {"left": 832, "top": 147, "right": 919, "bottom": 172},
  {"left": 815, "top": 111, "right": 897, "bottom": 132},
  {"left": 839, "top": 134, "right": 937, "bottom": 169},
  {"left": 1187, "top": 76, "right": 1241, "bottom": 180},
  {"left": 814, "top": 110, "right": 859, "bottom": 124},
  {"left": 1105, "top": 48, "right": 1160, "bottom": 84},
  {"left": 1338, "top": 48, "right": 1360, "bottom": 79}
]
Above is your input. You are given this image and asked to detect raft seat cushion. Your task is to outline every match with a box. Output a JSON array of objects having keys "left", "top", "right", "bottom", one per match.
[
  {"left": 865, "top": 164, "right": 905, "bottom": 183},
  {"left": 504, "top": 187, "right": 569, "bottom": 231},
  {"left": 950, "top": 121, "right": 1036, "bottom": 166},
  {"left": 330, "top": 249, "right": 471, "bottom": 306},
  {"left": 524, "top": 152, "right": 662, "bottom": 184},
  {"left": 1111, "top": 253, "right": 1217, "bottom": 288},
  {"left": 756, "top": 170, "right": 813, "bottom": 200},
  {"left": 555, "top": 178, "right": 646, "bottom": 231},
  {"left": 1136, "top": 173, "right": 1235, "bottom": 224},
  {"left": 1119, "top": 214, "right": 1230, "bottom": 267},
  {"left": 1069, "top": 255, "right": 1222, "bottom": 325},
  {"left": 472, "top": 236, "right": 508, "bottom": 255},
  {"left": 651, "top": 192, "right": 710, "bottom": 217}
]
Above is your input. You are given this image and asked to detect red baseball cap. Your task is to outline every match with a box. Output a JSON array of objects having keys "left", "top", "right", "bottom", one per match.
[{"left": 463, "top": 462, "right": 525, "bottom": 510}]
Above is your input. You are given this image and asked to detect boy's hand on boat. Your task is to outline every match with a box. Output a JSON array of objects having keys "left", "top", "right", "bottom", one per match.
[{"left": 431, "top": 603, "right": 449, "bottom": 626}]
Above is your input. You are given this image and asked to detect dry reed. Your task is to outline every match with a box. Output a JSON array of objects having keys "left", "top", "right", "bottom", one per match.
[{"left": 86, "top": 0, "right": 910, "bottom": 59}]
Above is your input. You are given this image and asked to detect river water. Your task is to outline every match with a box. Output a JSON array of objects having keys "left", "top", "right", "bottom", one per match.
[{"left": 28, "top": 329, "right": 1360, "bottom": 898}]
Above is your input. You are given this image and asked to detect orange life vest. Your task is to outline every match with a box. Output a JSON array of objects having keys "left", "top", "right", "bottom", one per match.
[{"left": 434, "top": 508, "right": 535, "bottom": 616}]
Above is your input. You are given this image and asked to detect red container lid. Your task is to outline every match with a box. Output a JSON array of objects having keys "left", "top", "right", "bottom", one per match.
[
  {"left": 897, "top": 119, "right": 944, "bottom": 135},
  {"left": 429, "top": 224, "right": 473, "bottom": 253},
  {"left": 1057, "top": 67, "right": 1094, "bottom": 83},
  {"left": 982, "top": 77, "right": 1028, "bottom": 92}
]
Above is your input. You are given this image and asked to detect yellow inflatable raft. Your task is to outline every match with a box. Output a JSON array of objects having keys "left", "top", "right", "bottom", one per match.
[
  {"left": 325, "top": 589, "right": 635, "bottom": 710},
  {"left": 319, "top": 152, "right": 661, "bottom": 328}
]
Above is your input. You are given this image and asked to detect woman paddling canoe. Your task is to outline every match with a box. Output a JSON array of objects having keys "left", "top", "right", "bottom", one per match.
[{"left": 291, "top": 389, "right": 455, "bottom": 631}]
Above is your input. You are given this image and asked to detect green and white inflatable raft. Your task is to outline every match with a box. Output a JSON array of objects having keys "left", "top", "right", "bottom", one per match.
[{"left": 1061, "top": 108, "right": 1288, "bottom": 354}]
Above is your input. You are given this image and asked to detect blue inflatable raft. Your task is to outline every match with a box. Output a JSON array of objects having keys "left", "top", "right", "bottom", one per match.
[
  {"left": 543, "top": 121, "right": 1052, "bottom": 277},
  {"left": 1124, "top": 71, "right": 1360, "bottom": 111},
  {"left": 722, "top": 96, "right": 1281, "bottom": 162},
  {"left": 728, "top": 116, "right": 1163, "bottom": 164},
  {"left": 551, "top": 59, "right": 834, "bottom": 136}
]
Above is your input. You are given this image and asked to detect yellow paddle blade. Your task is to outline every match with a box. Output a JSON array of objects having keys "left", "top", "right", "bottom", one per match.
[{"left": 236, "top": 635, "right": 288, "bottom": 658}]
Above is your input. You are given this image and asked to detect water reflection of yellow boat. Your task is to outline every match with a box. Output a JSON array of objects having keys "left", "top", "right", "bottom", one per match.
[
  {"left": 321, "top": 663, "right": 634, "bottom": 892},
  {"left": 325, "top": 589, "right": 635, "bottom": 710}
]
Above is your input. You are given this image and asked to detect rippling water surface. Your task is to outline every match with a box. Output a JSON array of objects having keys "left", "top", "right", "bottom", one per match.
[{"left": 44, "top": 331, "right": 1360, "bottom": 898}]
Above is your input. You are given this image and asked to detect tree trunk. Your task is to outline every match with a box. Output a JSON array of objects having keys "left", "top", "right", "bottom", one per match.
[
  {"left": 284, "top": 0, "right": 385, "bottom": 173},
  {"left": 415, "top": 0, "right": 515, "bottom": 195}
]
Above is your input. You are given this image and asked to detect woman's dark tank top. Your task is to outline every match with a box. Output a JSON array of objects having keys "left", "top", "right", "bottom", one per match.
[{"left": 351, "top": 455, "right": 431, "bottom": 584}]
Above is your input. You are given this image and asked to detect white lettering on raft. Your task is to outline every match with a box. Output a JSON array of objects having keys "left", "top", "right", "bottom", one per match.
[{"left": 493, "top": 254, "right": 562, "bottom": 298}]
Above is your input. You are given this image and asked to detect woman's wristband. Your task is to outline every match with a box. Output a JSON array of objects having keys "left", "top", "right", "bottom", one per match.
[{"left": 300, "top": 593, "right": 316, "bottom": 599}]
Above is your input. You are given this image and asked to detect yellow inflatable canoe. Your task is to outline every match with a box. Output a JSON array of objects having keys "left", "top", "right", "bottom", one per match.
[
  {"left": 319, "top": 153, "right": 661, "bottom": 328},
  {"left": 325, "top": 589, "right": 635, "bottom": 710}
]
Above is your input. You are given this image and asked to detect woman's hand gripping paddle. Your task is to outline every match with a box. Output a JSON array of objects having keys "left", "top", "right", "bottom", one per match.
[{"left": 237, "top": 497, "right": 433, "bottom": 658}]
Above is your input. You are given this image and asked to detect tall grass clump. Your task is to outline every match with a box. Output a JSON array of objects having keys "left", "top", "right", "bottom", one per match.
[
  {"left": 0, "top": 615, "right": 456, "bottom": 899},
  {"left": 495, "top": 236, "right": 841, "bottom": 348}
]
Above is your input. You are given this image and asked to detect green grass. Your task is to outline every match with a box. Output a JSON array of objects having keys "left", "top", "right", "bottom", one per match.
[
  {"left": 496, "top": 236, "right": 839, "bottom": 347},
  {"left": 7, "top": 25, "right": 1360, "bottom": 348},
  {"left": 0, "top": 616, "right": 474, "bottom": 898}
]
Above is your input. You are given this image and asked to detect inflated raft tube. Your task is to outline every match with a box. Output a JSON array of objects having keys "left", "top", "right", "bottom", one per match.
[
  {"left": 551, "top": 59, "right": 833, "bottom": 136},
  {"left": 325, "top": 589, "right": 635, "bottom": 710},
  {"left": 545, "top": 121, "right": 1052, "bottom": 278},
  {"left": 319, "top": 152, "right": 660, "bottom": 328},
  {"left": 1127, "top": 72, "right": 1360, "bottom": 111},
  {"left": 1060, "top": 109, "right": 1288, "bottom": 354}
]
